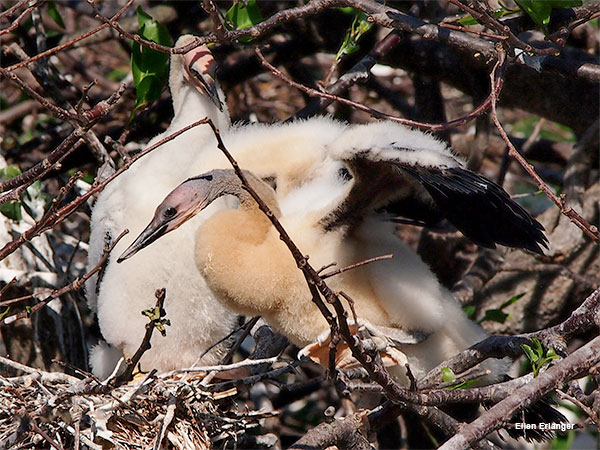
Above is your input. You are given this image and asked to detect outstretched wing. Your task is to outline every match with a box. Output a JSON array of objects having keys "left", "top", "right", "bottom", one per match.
[
  {"left": 402, "top": 165, "right": 548, "bottom": 253},
  {"left": 323, "top": 123, "right": 548, "bottom": 254}
]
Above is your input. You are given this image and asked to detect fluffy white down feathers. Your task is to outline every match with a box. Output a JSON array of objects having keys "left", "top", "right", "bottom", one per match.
[{"left": 89, "top": 37, "right": 541, "bottom": 382}]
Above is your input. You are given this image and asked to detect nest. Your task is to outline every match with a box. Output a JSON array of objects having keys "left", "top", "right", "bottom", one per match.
[{"left": 0, "top": 361, "right": 279, "bottom": 449}]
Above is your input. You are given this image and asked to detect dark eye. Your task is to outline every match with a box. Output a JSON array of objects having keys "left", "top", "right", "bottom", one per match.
[
  {"left": 164, "top": 207, "right": 177, "bottom": 218},
  {"left": 262, "top": 176, "right": 277, "bottom": 191},
  {"left": 338, "top": 167, "right": 353, "bottom": 182}
]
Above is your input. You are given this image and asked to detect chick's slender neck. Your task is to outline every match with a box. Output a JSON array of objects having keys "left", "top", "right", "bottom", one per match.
[{"left": 194, "top": 172, "right": 308, "bottom": 322}]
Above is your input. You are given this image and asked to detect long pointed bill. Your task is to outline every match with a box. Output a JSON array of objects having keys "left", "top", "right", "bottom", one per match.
[
  {"left": 117, "top": 174, "right": 222, "bottom": 263},
  {"left": 184, "top": 46, "right": 223, "bottom": 111},
  {"left": 117, "top": 220, "right": 170, "bottom": 263}
]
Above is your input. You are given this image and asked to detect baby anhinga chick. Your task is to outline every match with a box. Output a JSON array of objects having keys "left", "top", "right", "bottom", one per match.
[
  {"left": 86, "top": 36, "right": 233, "bottom": 378},
  {"left": 119, "top": 169, "right": 503, "bottom": 382}
]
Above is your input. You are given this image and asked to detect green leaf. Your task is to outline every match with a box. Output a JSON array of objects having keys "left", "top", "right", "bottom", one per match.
[
  {"left": 226, "top": 0, "right": 264, "bottom": 42},
  {"left": 521, "top": 343, "right": 540, "bottom": 363},
  {"left": 516, "top": 0, "right": 553, "bottom": 27},
  {"left": 441, "top": 367, "right": 456, "bottom": 382},
  {"left": 479, "top": 308, "right": 510, "bottom": 324},
  {"left": 142, "top": 306, "right": 162, "bottom": 321},
  {"left": 547, "top": 0, "right": 582, "bottom": 8},
  {"left": 0, "top": 307, "right": 10, "bottom": 321},
  {"left": 0, "top": 166, "right": 22, "bottom": 180},
  {"left": 0, "top": 166, "right": 23, "bottom": 221},
  {"left": 499, "top": 292, "right": 525, "bottom": 309},
  {"left": 458, "top": 15, "right": 480, "bottom": 26},
  {"left": 449, "top": 379, "right": 478, "bottom": 390},
  {"left": 515, "top": 0, "right": 581, "bottom": 30},
  {"left": 463, "top": 305, "right": 476, "bottom": 318},
  {"left": 550, "top": 429, "right": 575, "bottom": 450},
  {"left": 131, "top": 6, "right": 172, "bottom": 113},
  {"left": 522, "top": 338, "right": 560, "bottom": 377},
  {"left": 108, "top": 68, "right": 128, "bottom": 82},
  {"left": 478, "top": 293, "right": 525, "bottom": 324},
  {"left": 142, "top": 305, "right": 170, "bottom": 337},
  {"left": 0, "top": 201, "right": 22, "bottom": 221},
  {"left": 47, "top": 1, "right": 65, "bottom": 29}
]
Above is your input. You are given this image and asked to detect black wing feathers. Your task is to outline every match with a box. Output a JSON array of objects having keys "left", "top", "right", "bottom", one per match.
[{"left": 404, "top": 166, "right": 548, "bottom": 254}]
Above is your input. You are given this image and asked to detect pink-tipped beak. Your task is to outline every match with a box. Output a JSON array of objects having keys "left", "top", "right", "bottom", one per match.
[{"left": 183, "top": 45, "right": 223, "bottom": 111}]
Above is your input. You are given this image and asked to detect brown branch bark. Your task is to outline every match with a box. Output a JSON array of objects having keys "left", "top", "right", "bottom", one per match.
[{"left": 440, "top": 335, "right": 600, "bottom": 449}]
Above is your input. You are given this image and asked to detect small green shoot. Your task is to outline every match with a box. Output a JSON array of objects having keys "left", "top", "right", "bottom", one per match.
[
  {"left": 0, "top": 166, "right": 23, "bottom": 221},
  {"left": 335, "top": 9, "right": 373, "bottom": 62},
  {"left": 521, "top": 337, "right": 561, "bottom": 377},
  {"left": 142, "top": 306, "right": 171, "bottom": 337},
  {"left": 441, "top": 367, "right": 478, "bottom": 389}
]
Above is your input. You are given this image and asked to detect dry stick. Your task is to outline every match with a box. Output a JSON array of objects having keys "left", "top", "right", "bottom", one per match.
[
  {"left": 496, "top": 117, "right": 546, "bottom": 186},
  {"left": 206, "top": 359, "right": 303, "bottom": 391},
  {"left": 0, "top": 119, "right": 210, "bottom": 262},
  {"left": 556, "top": 390, "right": 600, "bottom": 427},
  {"left": 0, "top": 229, "right": 128, "bottom": 324},
  {"left": 294, "top": 29, "right": 402, "bottom": 119},
  {"left": 29, "top": 420, "right": 64, "bottom": 450},
  {"left": 198, "top": 316, "right": 262, "bottom": 385},
  {"left": 2, "top": 0, "right": 133, "bottom": 73},
  {"left": 87, "top": 0, "right": 481, "bottom": 60},
  {"left": 257, "top": 48, "right": 503, "bottom": 132},
  {"left": 0, "top": 138, "right": 84, "bottom": 205},
  {"left": 321, "top": 254, "right": 393, "bottom": 279},
  {"left": 0, "top": 0, "right": 42, "bottom": 36},
  {"left": 86, "top": 0, "right": 349, "bottom": 58},
  {"left": 202, "top": 0, "right": 228, "bottom": 41},
  {"left": 447, "top": 0, "right": 560, "bottom": 56},
  {"left": 0, "top": 277, "right": 17, "bottom": 299},
  {"left": 438, "top": 22, "right": 508, "bottom": 41},
  {"left": 0, "top": 66, "right": 78, "bottom": 122},
  {"left": 0, "top": 82, "right": 126, "bottom": 195},
  {"left": 114, "top": 288, "right": 167, "bottom": 386},
  {"left": 195, "top": 316, "right": 258, "bottom": 363},
  {"left": 6, "top": 0, "right": 595, "bottom": 86},
  {"left": 289, "top": 410, "right": 371, "bottom": 450},
  {"left": 420, "top": 286, "right": 600, "bottom": 388},
  {"left": 220, "top": 316, "right": 261, "bottom": 365},
  {"left": 489, "top": 53, "right": 599, "bottom": 243},
  {"left": 0, "top": 356, "right": 79, "bottom": 383},
  {"left": 0, "top": 0, "right": 29, "bottom": 20},
  {"left": 439, "top": 335, "right": 600, "bottom": 450},
  {"left": 163, "top": 357, "right": 280, "bottom": 377}
]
